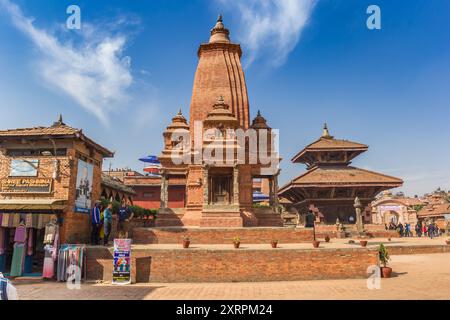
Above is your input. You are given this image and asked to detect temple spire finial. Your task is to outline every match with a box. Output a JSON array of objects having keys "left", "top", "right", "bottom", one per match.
[
  {"left": 209, "top": 14, "right": 230, "bottom": 43},
  {"left": 53, "top": 114, "right": 65, "bottom": 126},
  {"left": 322, "top": 122, "right": 333, "bottom": 138},
  {"left": 178, "top": 108, "right": 183, "bottom": 115}
]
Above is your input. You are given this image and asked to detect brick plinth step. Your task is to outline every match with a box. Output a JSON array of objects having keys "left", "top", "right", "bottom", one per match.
[
  {"left": 86, "top": 246, "right": 379, "bottom": 283},
  {"left": 133, "top": 227, "right": 314, "bottom": 244}
]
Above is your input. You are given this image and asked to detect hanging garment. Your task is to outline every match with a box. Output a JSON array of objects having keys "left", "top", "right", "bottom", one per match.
[
  {"left": 44, "top": 223, "right": 57, "bottom": 244},
  {"left": 10, "top": 215, "right": 19, "bottom": 228},
  {"left": 0, "top": 227, "right": 5, "bottom": 256},
  {"left": 10, "top": 243, "right": 25, "bottom": 277},
  {"left": 42, "top": 245, "right": 56, "bottom": 279},
  {"left": 32, "top": 214, "right": 39, "bottom": 229},
  {"left": 25, "top": 214, "right": 33, "bottom": 228},
  {"left": 23, "top": 229, "right": 34, "bottom": 274},
  {"left": 0, "top": 228, "right": 5, "bottom": 273},
  {"left": 1, "top": 214, "right": 10, "bottom": 228},
  {"left": 14, "top": 225, "right": 27, "bottom": 243},
  {"left": 56, "top": 245, "right": 85, "bottom": 282}
]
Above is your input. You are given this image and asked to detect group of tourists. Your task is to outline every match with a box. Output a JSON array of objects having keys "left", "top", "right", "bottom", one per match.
[
  {"left": 386, "top": 221, "right": 442, "bottom": 238},
  {"left": 90, "top": 201, "right": 134, "bottom": 246}
]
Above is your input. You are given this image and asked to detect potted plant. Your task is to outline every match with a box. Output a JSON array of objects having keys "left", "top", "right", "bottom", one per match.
[
  {"left": 233, "top": 236, "right": 241, "bottom": 249},
  {"left": 324, "top": 235, "right": 331, "bottom": 243},
  {"left": 379, "top": 244, "right": 392, "bottom": 278},
  {"left": 271, "top": 240, "right": 278, "bottom": 248},
  {"left": 360, "top": 240, "right": 368, "bottom": 247},
  {"left": 182, "top": 236, "right": 190, "bottom": 249},
  {"left": 312, "top": 240, "right": 320, "bottom": 248}
]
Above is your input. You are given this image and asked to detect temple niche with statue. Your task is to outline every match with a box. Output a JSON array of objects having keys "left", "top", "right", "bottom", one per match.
[
  {"left": 278, "top": 124, "right": 403, "bottom": 225},
  {"left": 156, "top": 15, "right": 282, "bottom": 228}
]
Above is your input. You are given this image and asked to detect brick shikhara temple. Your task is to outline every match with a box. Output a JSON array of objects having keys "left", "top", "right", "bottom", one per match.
[
  {"left": 156, "top": 16, "right": 282, "bottom": 227},
  {"left": 278, "top": 124, "right": 403, "bottom": 224}
]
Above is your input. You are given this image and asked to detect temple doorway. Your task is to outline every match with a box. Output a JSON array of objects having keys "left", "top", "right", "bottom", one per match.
[
  {"left": 208, "top": 168, "right": 233, "bottom": 205},
  {"left": 385, "top": 210, "right": 400, "bottom": 225}
]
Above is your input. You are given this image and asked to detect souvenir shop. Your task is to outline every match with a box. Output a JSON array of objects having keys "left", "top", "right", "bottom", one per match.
[
  {"left": 0, "top": 210, "right": 59, "bottom": 277},
  {"left": 0, "top": 209, "right": 85, "bottom": 280}
]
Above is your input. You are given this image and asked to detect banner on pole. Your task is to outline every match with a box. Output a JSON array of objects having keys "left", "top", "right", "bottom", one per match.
[{"left": 112, "top": 239, "right": 132, "bottom": 285}]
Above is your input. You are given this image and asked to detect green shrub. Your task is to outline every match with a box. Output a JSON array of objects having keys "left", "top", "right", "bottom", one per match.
[{"left": 379, "top": 243, "right": 390, "bottom": 267}]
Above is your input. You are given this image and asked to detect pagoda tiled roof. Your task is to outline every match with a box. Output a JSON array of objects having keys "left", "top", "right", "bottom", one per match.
[
  {"left": 292, "top": 137, "right": 368, "bottom": 163},
  {"left": 280, "top": 166, "right": 403, "bottom": 191},
  {"left": 305, "top": 137, "right": 368, "bottom": 150},
  {"left": 417, "top": 203, "right": 450, "bottom": 218}
]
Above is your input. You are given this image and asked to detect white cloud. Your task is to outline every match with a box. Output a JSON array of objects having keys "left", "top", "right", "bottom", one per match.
[
  {"left": 0, "top": 0, "right": 133, "bottom": 124},
  {"left": 217, "top": 0, "right": 317, "bottom": 67}
]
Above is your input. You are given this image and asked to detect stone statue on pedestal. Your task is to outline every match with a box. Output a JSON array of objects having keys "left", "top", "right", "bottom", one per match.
[{"left": 354, "top": 197, "right": 366, "bottom": 237}]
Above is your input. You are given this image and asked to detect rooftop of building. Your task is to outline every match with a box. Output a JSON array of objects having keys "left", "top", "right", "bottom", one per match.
[
  {"left": 279, "top": 165, "right": 404, "bottom": 194},
  {"left": 291, "top": 124, "right": 368, "bottom": 163},
  {"left": 101, "top": 174, "right": 136, "bottom": 195},
  {"left": 0, "top": 115, "right": 114, "bottom": 157},
  {"left": 417, "top": 203, "right": 450, "bottom": 218}
]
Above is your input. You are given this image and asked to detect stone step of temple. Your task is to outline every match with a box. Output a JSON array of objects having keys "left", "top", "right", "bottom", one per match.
[{"left": 133, "top": 227, "right": 314, "bottom": 244}]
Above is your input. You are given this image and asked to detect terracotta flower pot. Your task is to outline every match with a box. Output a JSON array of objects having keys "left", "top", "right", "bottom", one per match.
[
  {"left": 182, "top": 240, "right": 190, "bottom": 249},
  {"left": 313, "top": 240, "right": 320, "bottom": 248},
  {"left": 381, "top": 266, "right": 392, "bottom": 278},
  {"left": 445, "top": 240, "right": 450, "bottom": 245},
  {"left": 324, "top": 235, "right": 331, "bottom": 243},
  {"left": 271, "top": 241, "right": 278, "bottom": 248},
  {"left": 360, "top": 240, "right": 368, "bottom": 247},
  {"left": 234, "top": 242, "right": 240, "bottom": 249}
]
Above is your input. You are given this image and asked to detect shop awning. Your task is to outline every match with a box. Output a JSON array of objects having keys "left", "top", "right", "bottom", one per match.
[{"left": 0, "top": 199, "right": 67, "bottom": 211}]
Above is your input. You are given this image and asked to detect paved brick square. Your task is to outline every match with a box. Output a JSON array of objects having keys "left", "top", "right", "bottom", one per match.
[{"left": 13, "top": 253, "right": 450, "bottom": 300}]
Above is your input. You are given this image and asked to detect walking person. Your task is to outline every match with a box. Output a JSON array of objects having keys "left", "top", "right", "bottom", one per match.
[
  {"left": 91, "top": 201, "right": 102, "bottom": 245},
  {"left": 103, "top": 203, "right": 113, "bottom": 246},
  {"left": 397, "top": 223, "right": 404, "bottom": 237},
  {"left": 428, "top": 223, "right": 434, "bottom": 239},
  {"left": 404, "top": 223, "right": 410, "bottom": 237},
  {"left": 415, "top": 223, "right": 422, "bottom": 237}
]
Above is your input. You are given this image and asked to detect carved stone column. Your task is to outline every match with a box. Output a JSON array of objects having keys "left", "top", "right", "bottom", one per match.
[
  {"left": 203, "top": 165, "right": 209, "bottom": 205},
  {"left": 160, "top": 171, "right": 168, "bottom": 209},
  {"left": 268, "top": 177, "right": 274, "bottom": 207},
  {"left": 233, "top": 165, "right": 239, "bottom": 205},
  {"left": 273, "top": 174, "right": 280, "bottom": 209}
]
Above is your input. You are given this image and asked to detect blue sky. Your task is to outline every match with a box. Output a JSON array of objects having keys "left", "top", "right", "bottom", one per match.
[{"left": 0, "top": 0, "right": 449, "bottom": 196}]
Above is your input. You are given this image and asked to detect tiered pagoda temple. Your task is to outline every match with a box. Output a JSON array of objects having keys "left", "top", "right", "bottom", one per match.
[
  {"left": 156, "top": 16, "right": 281, "bottom": 227},
  {"left": 278, "top": 124, "right": 403, "bottom": 224}
]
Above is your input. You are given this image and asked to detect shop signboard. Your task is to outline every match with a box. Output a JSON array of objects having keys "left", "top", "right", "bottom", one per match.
[
  {"left": 112, "top": 239, "right": 132, "bottom": 285},
  {"left": 74, "top": 159, "right": 94, "bottom": 213},
  {"left": 0, "top": 178, "right": 52, "bottom": 194},
  {"left": 10, "top": 159, "right": 39, "bottom": 177}
]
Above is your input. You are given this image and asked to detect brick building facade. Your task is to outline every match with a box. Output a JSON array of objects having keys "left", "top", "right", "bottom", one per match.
[{"left": 0, "top": 116, "right": 113, "bottom": 270}]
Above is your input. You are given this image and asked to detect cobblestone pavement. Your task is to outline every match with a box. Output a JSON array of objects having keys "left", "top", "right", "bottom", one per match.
[{"left": 13, "top": 253, "right": 450, "bottom": 300}]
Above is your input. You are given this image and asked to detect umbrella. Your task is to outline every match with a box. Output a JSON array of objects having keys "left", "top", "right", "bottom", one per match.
[{"left": 139, "top": 155, "right": 160, "bottom": 164}]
